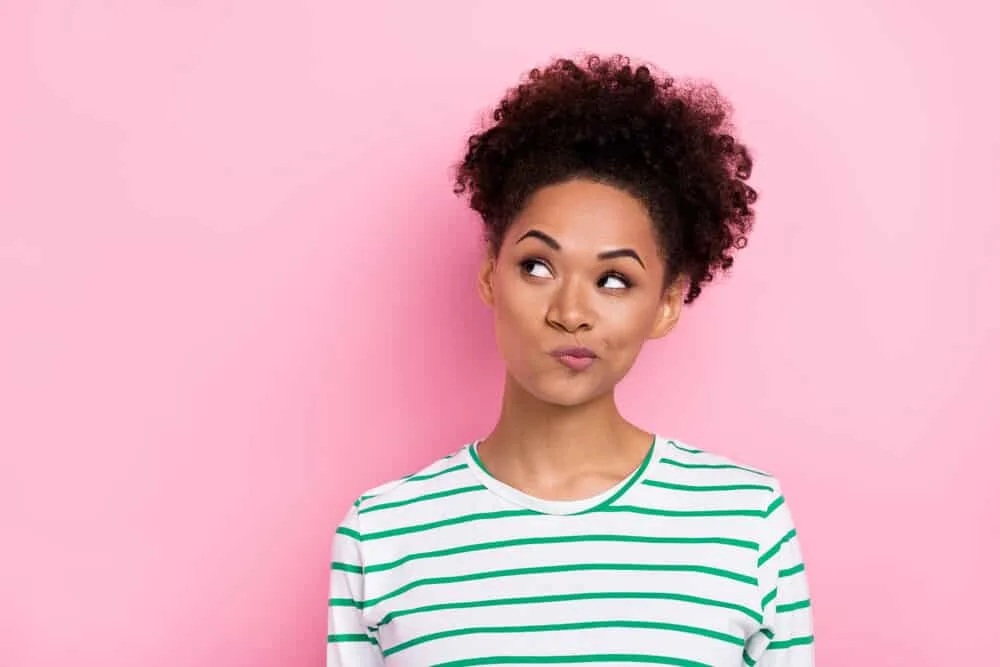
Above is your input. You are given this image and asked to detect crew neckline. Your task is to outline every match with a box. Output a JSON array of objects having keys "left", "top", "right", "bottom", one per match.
[{"left": 465, "top": 435, "right": 661, "bottom": 516}]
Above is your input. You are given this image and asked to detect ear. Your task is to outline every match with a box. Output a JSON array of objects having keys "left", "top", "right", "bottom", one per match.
[
  {"left": 649, "top": 277, "right": 685, "bottom": 339},
  {"left": 477, "top": 254, "right": 497, "bottom": 307}
]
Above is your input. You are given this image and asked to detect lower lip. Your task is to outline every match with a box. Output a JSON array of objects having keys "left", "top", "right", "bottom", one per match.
[{"left": 555, "top": 354, "right": 595, "bottom": 371}]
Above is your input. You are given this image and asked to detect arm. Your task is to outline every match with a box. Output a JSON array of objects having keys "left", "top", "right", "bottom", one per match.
[
  {"left": 327, "top": 504, "right": 383, "bottom": 667},
  {"left": 745, "top": 480, "right": 815, "bottom": 666}
]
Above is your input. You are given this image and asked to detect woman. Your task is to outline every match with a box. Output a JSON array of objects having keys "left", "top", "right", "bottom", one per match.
[{"left": 328, "top": 54, "right": 814, "bottom": 666}]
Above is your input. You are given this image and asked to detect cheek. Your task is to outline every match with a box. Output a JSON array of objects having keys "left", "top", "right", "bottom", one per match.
[
  {"left": 600, "top": 303, "right": 658, "bottom": 350},
  {"left": 490, "top": 286, "right": 535, "bottom": 355},
  {"left": 493, "top": 275, "right": 538, "bottom": 329}
]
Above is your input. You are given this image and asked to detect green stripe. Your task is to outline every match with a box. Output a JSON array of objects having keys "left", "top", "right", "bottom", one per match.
[
  {"left": 331, "top": 561, "right": 363, "bottom": 574},
  {"left": 758, "top": 528, "right": 797, "bottom": 566},
  {"left": 326, "top": 633, "right": 377, "bottom": 644},
  {"left": 364, "top": 563, "right": 756, "bottom": 608},
  {"left": 403, "top": 462, "right": 468, "bottom": 482},
  {"left": 359, "top": 484, "right": 486, "bottom": 515},
  {"left": 777, "top": 598, "right": 811, "bottom": 613},
  {"left": 779, "top": 562, "right": 805, "bottom": 578},
  {"left": 768, "top": 635, "right": 814, "bottom": 649},
  {"left": 658, "top": 457, "right": 771, "bottom": 477},
  {"left": 643, "top": 480, "right": 774, "bottom": 493},
  {"left": 742, "top": 649, "right": 756, "bottom": 666},
  {"left": 378, "top": 591, "right": 763, "bottom": 626},
  {"left": 383, "top": 620, "right": 743, "bottom": 657},
  {"left": 328, "top": 597, "right": 362, "bottom": 608},
  {"left": 361, "top": 509, "right": 538, "bottom": 541},
  {"left": 364, "top": 533, "right": 757, "bottom": 573},
  {"left": 761, "top": 587, "right": 777, "bottom": 610},
  {"left": 587, "top": 437, "right": 655, "bottom": 511},
  {"left": 764, "top": 495, "right": 785, "bottom": 517},
  {"left": 669, "top": 441, "right": 703, "bottom": 454},
  {"left": 357, "top": 462, "right": 470, "bottom": 504},
  {"left": 363, "top": 504, "right": 771, "bottom": 546},
  {"left": 364, "top": 505, "right": 763, "bottom": 542},
  {"left": 467, "top": 441, "right": 490, "bottom": 475},
  {"left": 601, "top": 505, "right": 765, "bottom": 519},
  {"left": 436, "top": 655, "right": 711, "bottom": 667},
  {"left": 335, "top": 526, "right": 361, "bottom": 540}
]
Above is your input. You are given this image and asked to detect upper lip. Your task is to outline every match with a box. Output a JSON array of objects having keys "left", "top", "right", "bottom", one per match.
[{"left": 551, "top": 346, "right": 597, "bottom": 358}]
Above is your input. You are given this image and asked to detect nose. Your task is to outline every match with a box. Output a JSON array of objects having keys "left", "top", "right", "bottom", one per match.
[{"left": 546, "top": 275, "right": 593, "bottom": 333}]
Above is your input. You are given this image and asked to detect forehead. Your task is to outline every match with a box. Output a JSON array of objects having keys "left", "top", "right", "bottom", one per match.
[{"left": 507, "top": 179, "right": 657, "bottom": 250}]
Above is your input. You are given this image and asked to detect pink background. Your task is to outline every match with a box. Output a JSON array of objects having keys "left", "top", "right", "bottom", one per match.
[{"left": 3, "top": 1, "right": 998, "bottom": 665}]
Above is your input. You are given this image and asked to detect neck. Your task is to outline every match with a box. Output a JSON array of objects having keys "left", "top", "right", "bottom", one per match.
[{"left": 480, "top": 372, "right": 651, "bottom": 481}]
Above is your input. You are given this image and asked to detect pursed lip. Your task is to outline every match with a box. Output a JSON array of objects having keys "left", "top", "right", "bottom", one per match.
[{"left": 550, "top": 346, "right": 597, "bottom": 359}]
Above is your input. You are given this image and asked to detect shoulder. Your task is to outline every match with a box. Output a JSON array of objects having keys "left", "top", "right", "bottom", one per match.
[
  {"left": 653, "top": 437, "right": 794, "bottom": 518},
  {"left": 343, "top": 444, "right": 472, "bottom": 518},
  {"left": 655, "top": 437, "right": 798, "bottom": 537},
  {"left": 656, "top": 437, "right": 776, "bottom": 486}
]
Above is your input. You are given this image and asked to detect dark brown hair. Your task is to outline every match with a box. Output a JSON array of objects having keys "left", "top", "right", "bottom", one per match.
[{"left": 454, "top": 54, "right": 757, "bottom": 303}]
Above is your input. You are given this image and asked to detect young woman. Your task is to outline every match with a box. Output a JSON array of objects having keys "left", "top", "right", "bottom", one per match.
[{"left": 327, "top": 54, "right": 814, "bottom": 666}]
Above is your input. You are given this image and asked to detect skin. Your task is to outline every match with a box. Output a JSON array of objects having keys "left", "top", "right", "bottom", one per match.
[{"left": 476, "top": 178, "right": 686, "bottom": 502}]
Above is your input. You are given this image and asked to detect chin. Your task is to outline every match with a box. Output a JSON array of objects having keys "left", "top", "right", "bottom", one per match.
[{"left": 516, "top": 374, "right": 614, "bottom": 408}]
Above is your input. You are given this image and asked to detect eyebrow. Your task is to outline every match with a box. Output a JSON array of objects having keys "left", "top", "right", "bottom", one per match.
[{"left": 515, "top": 229, "right": 646, "bottom": 269}]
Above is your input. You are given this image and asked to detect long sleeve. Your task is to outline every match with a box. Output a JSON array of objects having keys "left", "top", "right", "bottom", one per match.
[
  {"left": 327, "top": 503, "right": 383, "bottom": 667},
  {"left": 744, "top": 479, "right": 815, "bottom": 666}
]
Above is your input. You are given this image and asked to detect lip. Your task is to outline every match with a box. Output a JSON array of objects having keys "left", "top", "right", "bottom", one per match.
[
  {"left": 551, "top": 346, "right": 597, "bottom": 358},
  {"left": 551, "top": 346, "right": 597, "bottom": 371}
]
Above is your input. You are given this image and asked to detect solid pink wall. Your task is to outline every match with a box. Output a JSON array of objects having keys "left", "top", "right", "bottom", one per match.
[{"left": 3, "top": 1, "right": 997, "bottom": 665}]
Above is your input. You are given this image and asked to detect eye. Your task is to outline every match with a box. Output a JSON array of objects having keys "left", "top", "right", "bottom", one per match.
[
  {"left": 520, "top": 258, "right": 553, "bottom": 279},
  {"left": 599, "top": 272, "right": 631, "bottom": 290}
]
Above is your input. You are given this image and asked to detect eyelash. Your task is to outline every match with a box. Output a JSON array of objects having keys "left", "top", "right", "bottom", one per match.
[{"left": 518, "top": 258, "right": 633, "bottom": 289}]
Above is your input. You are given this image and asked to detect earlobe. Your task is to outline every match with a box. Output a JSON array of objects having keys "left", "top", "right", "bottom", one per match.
[{"left": 477, "top": 256, "right": 496, "bottom": 307}]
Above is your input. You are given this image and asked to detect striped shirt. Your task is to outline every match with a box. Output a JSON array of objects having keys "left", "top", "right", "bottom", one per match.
[{"left": 328, "top": 435, "right": 814, "bottom": 666}]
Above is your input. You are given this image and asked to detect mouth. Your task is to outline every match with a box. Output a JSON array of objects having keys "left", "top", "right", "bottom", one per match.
[{"left": 550, "top": 346, "right": 597, "bottom": 371}]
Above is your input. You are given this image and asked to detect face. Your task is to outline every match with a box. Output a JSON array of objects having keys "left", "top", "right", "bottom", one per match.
[{"left": 478, "top": 178, "right": 684, "bottom": 407}]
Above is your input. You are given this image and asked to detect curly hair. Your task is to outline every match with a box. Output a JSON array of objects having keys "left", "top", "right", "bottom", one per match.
[{"left": 454, "top": 54, "right": 757, "bottom": 304}]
